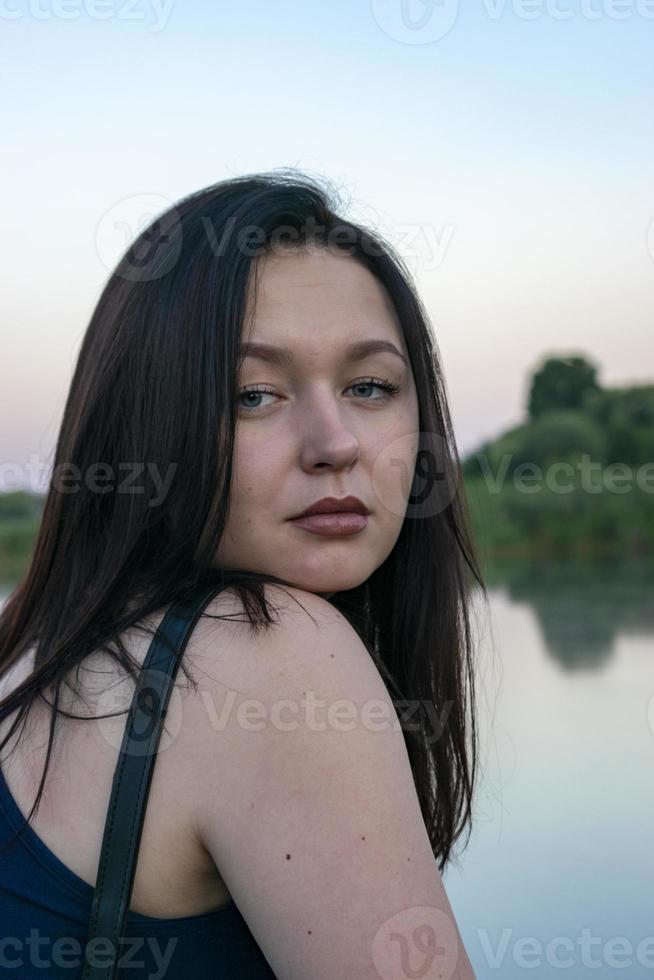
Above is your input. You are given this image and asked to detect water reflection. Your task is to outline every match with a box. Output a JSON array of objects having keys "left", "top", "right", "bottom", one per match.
[
  {"left": 480, "top": 558, "right": 654, "bottom": 672},
  {"left": 447, "top": 558, "right": 654, "bottom": 980}
]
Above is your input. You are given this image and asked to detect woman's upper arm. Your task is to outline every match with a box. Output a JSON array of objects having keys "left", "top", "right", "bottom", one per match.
[{"left": 190, "top": 586, "right": 475, "bottom": 980}]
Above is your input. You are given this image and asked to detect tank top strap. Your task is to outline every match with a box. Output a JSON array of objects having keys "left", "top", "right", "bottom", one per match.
[{"left": 81, "top": 583, "right": 224, "bottom": 980}]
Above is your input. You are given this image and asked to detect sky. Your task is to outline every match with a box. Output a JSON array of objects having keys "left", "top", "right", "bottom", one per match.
[{"left": 1, "top": 0, "right": 653, "bottom": 492}]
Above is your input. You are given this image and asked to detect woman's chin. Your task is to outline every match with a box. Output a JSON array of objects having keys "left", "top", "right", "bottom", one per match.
[{"left": 283, "top": 570, "right": 369, "bottom": 596}]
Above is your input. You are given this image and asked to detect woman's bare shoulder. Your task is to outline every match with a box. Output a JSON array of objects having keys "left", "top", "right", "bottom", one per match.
[
  {"left": 180, "top": 583, "right": 475, "bottom": 979},
  {"left": 183, "top": 583, "right": 359, "bottom": 695}
]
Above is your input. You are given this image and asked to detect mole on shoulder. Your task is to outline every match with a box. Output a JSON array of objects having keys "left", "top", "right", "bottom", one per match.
[{"left": 286, "top": 853, "right": 291, "bottom": 860}]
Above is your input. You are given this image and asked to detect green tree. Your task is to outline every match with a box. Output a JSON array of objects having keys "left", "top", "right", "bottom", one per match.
[
  {"left": 517, "top": 410, "right": 607, "bottom": 470},
  {"left": 0, "top": 491, "right": 44, "bottom": 584},
  {"left": 0, "top": 490, "right": 44, "bottom": 521},
  {"left": 527, "top": 355, "right": 600, "bottom": 420},
  {"left": 584, "top": 385, "right": 654, "bottom": 466}
]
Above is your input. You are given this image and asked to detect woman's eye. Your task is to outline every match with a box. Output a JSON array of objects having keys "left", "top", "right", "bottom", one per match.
[
  {"left": 237, "top": 378, "right": 400, "bottom": 413},
  {"left": 347, "top": 379, "right": 400, "bottom": 400},
  {"left": 238, "top": 388, "right": 278, "bottom": 412}
]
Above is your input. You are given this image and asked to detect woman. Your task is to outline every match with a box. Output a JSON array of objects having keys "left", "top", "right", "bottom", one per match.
[{"left": 0, "top": 170, "right": 484, "bottom": 978}]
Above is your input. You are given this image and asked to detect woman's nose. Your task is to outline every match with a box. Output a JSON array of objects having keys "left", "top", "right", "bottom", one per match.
[{"left": 297, "top": 391, "right": 360, "bottom": 472}]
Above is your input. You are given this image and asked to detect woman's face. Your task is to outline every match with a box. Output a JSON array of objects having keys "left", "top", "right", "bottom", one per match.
[{"left": 214, "top": 246, "right": 420, "bottom": 596}]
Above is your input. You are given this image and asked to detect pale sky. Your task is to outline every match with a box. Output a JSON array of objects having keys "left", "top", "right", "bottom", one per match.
[{"left": 1, "top": 0, "right": 653, "bottom": 492}]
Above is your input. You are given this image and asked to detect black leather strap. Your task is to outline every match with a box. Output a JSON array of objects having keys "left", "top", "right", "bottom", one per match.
[{"left": 81, "top": 584, "right": 222, "bottom": 980}]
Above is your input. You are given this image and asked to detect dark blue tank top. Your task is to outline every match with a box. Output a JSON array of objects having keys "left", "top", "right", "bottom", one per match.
[{"left": 0, "top": 763, "right": 277, "bottom": 978}]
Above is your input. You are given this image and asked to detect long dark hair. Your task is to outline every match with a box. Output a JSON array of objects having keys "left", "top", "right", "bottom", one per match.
[{"left": 0, "top": 169, "right": 487, "bottom": 871}]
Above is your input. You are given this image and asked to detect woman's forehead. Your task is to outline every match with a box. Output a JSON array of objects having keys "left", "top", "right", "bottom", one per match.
[{"left": 246, "top": 249, "right": 402, "bottom": 342}]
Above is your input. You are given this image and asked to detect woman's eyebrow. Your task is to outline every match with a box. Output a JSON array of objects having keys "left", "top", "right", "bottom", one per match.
[{"left": 238, "top": 339, "right": 408, "bottom": 367}]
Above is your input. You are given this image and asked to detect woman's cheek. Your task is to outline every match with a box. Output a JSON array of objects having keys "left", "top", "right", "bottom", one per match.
[{"left": 370, "top": 438, "right": 419, "bottom": 521}]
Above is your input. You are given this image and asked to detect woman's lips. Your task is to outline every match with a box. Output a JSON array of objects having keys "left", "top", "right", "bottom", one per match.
[{"left": 289, "top": 512, "right": 368, "bottom": 536}]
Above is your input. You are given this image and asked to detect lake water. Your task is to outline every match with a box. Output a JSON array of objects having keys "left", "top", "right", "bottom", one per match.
[
  {"left": 443, "top": 559, "right": 654, "bottom": 980},
  {"left": 1, "top": 561, "right": 652, "bottom": 979}
]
